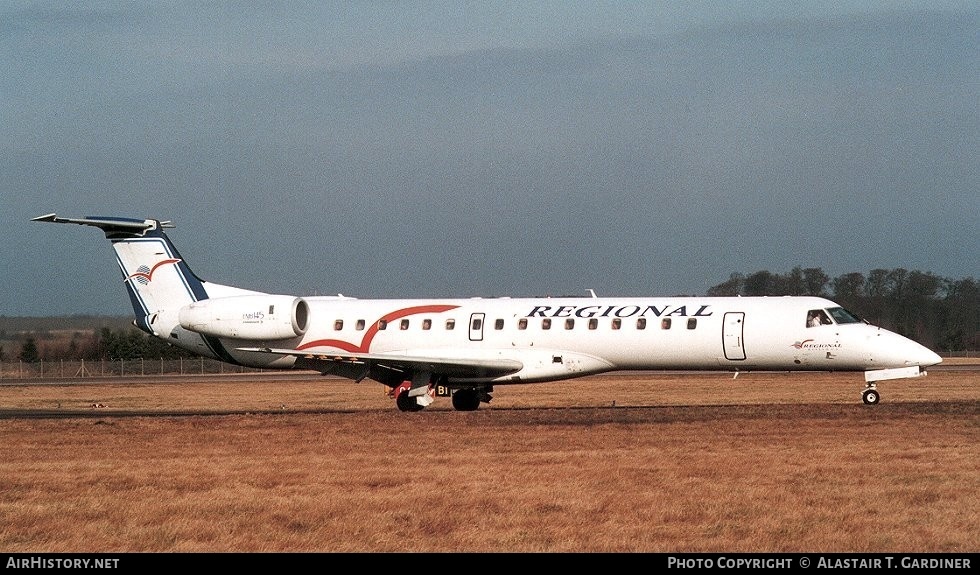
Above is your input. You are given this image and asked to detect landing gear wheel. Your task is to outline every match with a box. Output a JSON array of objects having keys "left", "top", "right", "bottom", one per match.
[
  {"left": 396, "top": 391, "right": 425, "bottom": 412},
  {"left": 862, "top": 387, "right": 880, "bottom": 405},
  {"left": 394, "top": 383, "right": 425, "bottom": 412},
  {"left": 451, "top": 388, "right": 481, "bottom": 411}
]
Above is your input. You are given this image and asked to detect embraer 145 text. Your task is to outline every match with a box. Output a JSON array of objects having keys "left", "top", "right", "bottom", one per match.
[{"left": 34, "top": 214, "right": 942, "bottom": 412}]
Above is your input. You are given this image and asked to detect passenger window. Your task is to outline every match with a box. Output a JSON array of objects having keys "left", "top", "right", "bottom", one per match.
[
  {"left": 661, "top": 318, "right": 671, "bottom": 330},
  {"left": 565, "top": 318, "right": 574, "bottom": 330},
  {"left": 378, "top": 320, "right": 387, "bottom": 330},
  {"left": 472, "top": 318, "right": 482, "bottom": 331},
  {"left": 636, "top": 318, "right": 646, "bottom": 330},
  {"left": 542, "top": 318, "right": 552, "bottom": 330},
  {"left": 356, "top": 319, "right": 365, "bottom": 331},
  {"left": 334, "top": 319, "right": 343, "bottom": 331},
  {"left": 612, "top": 318, "right": 621, "bottom": 330},
  {"left": 446, "top": 319, "right": 455, "bottom": 330},
  {"left": 687, "top": 318, "right": 697, "bottom": 330},
  {"left": 400, "top": 319, "right": 409, "bottom": 330},
  {"left": 495, "top": 318, "right": 504, "bottom": 330},
  {"left": 422, "top": 319, "right": 432, "bottom": 330},
  {"left": 518, "top": 318, "right": 528, "bottom": 330},
  {"left": 588, "top": 318, "right": 598, "bottom": 330}
]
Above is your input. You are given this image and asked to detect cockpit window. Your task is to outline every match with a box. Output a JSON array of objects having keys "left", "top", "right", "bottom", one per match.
[
  {"left": 826, "top": 307, "right": 863, "bottom": 324},
  {"left": 806, "top": 309, "right": 833, "bottom": 327}
]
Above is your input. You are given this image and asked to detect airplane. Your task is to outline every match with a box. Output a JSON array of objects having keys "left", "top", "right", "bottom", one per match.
[{"left": 33, "top": 213, "right": 943, "bottom": 411}]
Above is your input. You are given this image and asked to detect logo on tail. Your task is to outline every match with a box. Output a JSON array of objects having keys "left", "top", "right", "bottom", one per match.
[{"left": 126, "top": 259, "right": 181, "bottom": 285}]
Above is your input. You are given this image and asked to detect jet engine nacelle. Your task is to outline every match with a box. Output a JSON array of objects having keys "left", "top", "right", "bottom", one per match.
[{"left": 178, "top": 295, "right": 309, "bottom": 340}]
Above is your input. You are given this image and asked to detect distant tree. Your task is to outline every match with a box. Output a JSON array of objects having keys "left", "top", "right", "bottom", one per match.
[
  {"left": 706, "top": 273, "right": 743, "bottom": 296},
  {"left": 18, "top": 337, "right": 40, "bottom": 363},
  {"left": 900, "top": 270, "right": 943, "bottom": 344},
  {"left": 77, "top": 331, "right": 102, "bottom": 360},
  {"left": 99, "top": 327, "right": 135, "bottom": 360},
  {"left": 832, "top": 272, "right": 868, "bottom": 318},
  {"left": 874, "top": 268, "right": 942, "bottom": 342},
  {"left": 832, "top": 272, "right": 865, "bottom": 300},
  {"left": 742, "top": 271, "right": 777, "bottom": 296},
  {"left": 783, "top": 267, "right": 806, "bottom": 295},
  {"left": 0, "top": 345, "right": 5, "bottom": 361},
  {"left": 864, "top": 268, "right": 891, "bottom": 325},
  {"left": 96, "top": 326, "right": 195, "bottom": 360},
  {"left": 97, "top": 327, "right": 113, "bottom": 359},
  {"left": 935, "top": 277, "right": 979, "bottom": 351},
  {"left": 100, "top": 328, "right": 144, "bottom": 360},
  {"left": 802, "top": 267, "right": 830, "bottom": 296}
]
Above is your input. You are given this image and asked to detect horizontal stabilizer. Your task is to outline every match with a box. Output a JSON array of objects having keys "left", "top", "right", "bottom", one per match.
[{"left": 32, "top": 213, "right": 173, "bottom": 234}]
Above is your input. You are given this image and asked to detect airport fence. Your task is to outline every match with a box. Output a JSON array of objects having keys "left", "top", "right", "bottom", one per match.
[{"left": 0, "top": 358, "right": 275, "bottom": 380}]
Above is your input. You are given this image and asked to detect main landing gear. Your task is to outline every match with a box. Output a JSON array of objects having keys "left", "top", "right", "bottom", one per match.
[
  {"left": 389, "top": 381, "right": 492, "bottom": 412},
  {"left": 862, "top": 383, "right": 880, "bottom": 405}
]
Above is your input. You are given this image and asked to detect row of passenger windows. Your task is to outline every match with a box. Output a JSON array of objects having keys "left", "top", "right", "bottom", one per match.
[{"left": 332, "top": 317, "right": 699, "bottom": 331}]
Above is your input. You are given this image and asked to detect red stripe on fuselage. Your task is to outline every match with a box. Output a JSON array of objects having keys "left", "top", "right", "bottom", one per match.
[{"left": 297, "top": 304, "right": 459, "bottom": 353}]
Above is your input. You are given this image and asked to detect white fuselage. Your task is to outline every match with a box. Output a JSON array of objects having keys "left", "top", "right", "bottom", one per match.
[{"left": 165, "top": 291, "right": 941, "bottom": 384}]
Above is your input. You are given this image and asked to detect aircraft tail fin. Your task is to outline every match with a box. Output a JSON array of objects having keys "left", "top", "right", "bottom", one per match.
[{"left": 33, "top": 214, "right": 211, "bottom": 334}]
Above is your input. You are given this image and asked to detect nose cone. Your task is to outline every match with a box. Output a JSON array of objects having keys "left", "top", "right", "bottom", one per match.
[
  {"left": 871, "top": 329, "right": 943, "bottom": 368},
  {"left": 917, "top": 346, "right": 943, "bottom": 367}
]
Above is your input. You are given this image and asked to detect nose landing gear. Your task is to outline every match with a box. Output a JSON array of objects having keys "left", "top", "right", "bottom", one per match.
[{"left": 862, "top": 383, "right": 880, "bottom": 405}]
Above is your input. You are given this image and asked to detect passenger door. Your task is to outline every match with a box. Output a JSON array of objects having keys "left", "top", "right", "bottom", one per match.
[{"left": 723, "top": 312, "right": 746, "bottom": 360}]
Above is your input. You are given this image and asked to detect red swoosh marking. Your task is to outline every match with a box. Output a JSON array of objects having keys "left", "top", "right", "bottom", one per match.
[
  {"left": 299, "top": 304, "right": 459, "bottom": 353},
  {"left": 791, "top": 339, "right": 814, "bottom": 349},
  {"left": 126, "top": 259, "right": 181, "bottom": 283}
]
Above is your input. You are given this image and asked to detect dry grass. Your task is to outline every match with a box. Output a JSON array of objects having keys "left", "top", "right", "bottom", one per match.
[{"left": 0, "top": 365, "right": 976, "bottom": 553}]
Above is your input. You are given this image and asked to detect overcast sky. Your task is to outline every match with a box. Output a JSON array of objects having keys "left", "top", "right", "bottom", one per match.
[{"left": 2, "top": 1, "right": 977, "bottom": 317}]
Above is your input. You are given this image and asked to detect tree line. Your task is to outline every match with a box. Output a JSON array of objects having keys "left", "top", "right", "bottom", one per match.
[
  {"left": 7, "top": 327, "right": 197, "bottom": 363},
  {"left": 706, "top": 267, "right": 978, "bottom": 351},
  {"left": 4, "top": 266, "right": 978, "bottom": 362}
]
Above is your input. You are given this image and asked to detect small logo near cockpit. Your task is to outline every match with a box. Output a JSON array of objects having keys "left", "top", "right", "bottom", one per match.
[
  {"left": 126, "top": 259, "right": 181, "bottom": 285},
  {"left": 791, "top": 339, "right": 842, "bottom": 350}
]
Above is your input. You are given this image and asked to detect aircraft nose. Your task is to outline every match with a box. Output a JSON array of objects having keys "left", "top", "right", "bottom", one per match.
[
  {"left": 898, "top": 337, "right": 942, "bottom": 367},
  {"left": 873, "top": 330, "right": 943, "bottom": 368},
  {"left": 917, "top": 347, "right": 943, "bottom": 367}
]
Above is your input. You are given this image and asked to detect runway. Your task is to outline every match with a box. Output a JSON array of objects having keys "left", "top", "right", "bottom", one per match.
[{"left": 0, "top": 363, "right": 975, "bottom": 420}]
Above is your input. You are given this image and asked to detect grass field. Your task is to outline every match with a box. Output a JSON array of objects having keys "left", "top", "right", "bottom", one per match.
[{"left": 0, "top": 365, "right": 976, "bottom": 553}]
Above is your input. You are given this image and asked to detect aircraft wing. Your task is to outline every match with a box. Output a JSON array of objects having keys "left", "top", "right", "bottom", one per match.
[{"left": 236, "top": 347, "right": 523, "bottom": 382}]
